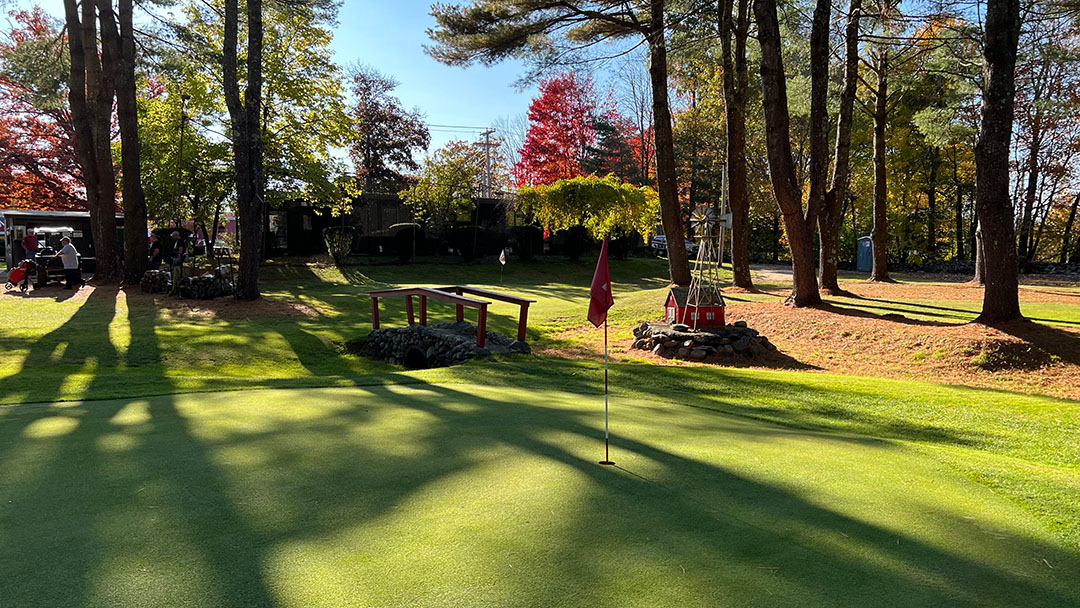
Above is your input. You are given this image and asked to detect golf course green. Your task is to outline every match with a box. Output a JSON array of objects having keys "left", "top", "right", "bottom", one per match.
[
  {"left": 1, "top": 259, "right": 1077, "bottom": 606},
  {"left": 1, "top": 383, "right": 1077, "bottom": 607}
]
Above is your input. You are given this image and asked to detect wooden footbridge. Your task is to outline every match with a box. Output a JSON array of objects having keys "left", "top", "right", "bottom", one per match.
[{"left": 367, "top": 286, "right": 535, "bottom": 348}]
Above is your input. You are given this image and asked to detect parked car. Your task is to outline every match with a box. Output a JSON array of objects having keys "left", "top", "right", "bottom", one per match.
[{"left": 650, "top": 234, "right": 699, "bottom": 257}]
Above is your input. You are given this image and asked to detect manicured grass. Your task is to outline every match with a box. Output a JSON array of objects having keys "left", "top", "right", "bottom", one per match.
[
  {"left": 1, "top": 384, "right": 1077, "bottom": 607},
  {"left": 1, "top": 258, "right": 1078, "bottom": 606}
]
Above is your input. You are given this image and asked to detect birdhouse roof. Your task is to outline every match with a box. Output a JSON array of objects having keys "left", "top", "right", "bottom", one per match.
[{"left": 666, "top": 287, "right": 724, "bottom": 308}]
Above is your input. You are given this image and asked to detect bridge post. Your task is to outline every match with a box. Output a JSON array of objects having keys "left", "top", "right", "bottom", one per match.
[{"left": 477, "top": 303, "right": 487, "bottom": 347}]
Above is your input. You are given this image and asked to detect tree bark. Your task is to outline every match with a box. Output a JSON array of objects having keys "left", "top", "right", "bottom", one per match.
[
  {"left": 973, "top": 0, "right": 1022, "bottom": 324},
  {"left": 1017, "top": 59, "right": 1048, "bottom": 268},
  {"left": 974, "top": 220, "right": 986, "bottom": 284},
  {"left": 63, "top": 0, "right": 120, "bottom": 283},
  {"left": 1060, "top": 191, "right": 1079, "bottom": 264},
  {"left": 926, "top": 148, "right": 939, "bottom": 261},
  {"left": 819, "top": 0, "right": 862, "bottom": 292},
  {"left": 649, "top": 0, "right": 691, "bottom": 286},
  {"left": 869, "top": 48, "right": 890, "bottom": 282},
  {"left": 753, "top": 0, "right": 821, "bottom": 306},
  {"left": 719, "top": 0, "right": 753, "bottom": 289},
  {"left": 100, "top": 0, "right": 148, "bottom": 284},
  {"left": 952, "top": 148, "right": 964, "bottom": 260},
  {"left": 224, "top": 0, "right": 265, "bottom": 300}
]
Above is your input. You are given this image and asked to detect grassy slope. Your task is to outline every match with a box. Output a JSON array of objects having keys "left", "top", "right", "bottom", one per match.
[{"left": 1, "top": 384, "right": 1077, "bottom": 607}]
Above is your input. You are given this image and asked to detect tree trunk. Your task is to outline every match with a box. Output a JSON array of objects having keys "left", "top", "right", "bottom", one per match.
[
  {"left": 926, "top": 149, "right": 939, "bottom": 261},
  {"left": 1060, "top": 192, "right": 1079, "bottom": 264},
  {"left": 819, "top": 0, "right": 862, "bottom": 292},
  {"left": 1017, "top": 64, "right": 1047, "bottom": 267},
  {"left": 974, "top": 220, "right": 986, "bottom": 284},
  {"left": 869, "top": 49, "right": 890, "bottom": 282},
  {"left": 952, "top": 149, "right": 964, "bottom": 260},
  {"left": 973, "top": 0, "right": 1022, "bottom": 324},
  {"left": 224, "top": 0, "right": 264, "bottom": 300},
  {"left": 753, "top": 0, "right": 821, "bottom": 306},
  {"left": 100, "top": 0, "right": 148, "bottom": 284},
  {"left": 649, "top": 0, "right": 691, "bottom": 287},
  {"left": 719, "top": 0, "right": 753, "bottom": 289},
  {"left": 63, "top": 0, "right": 120, "bottom": 283}
]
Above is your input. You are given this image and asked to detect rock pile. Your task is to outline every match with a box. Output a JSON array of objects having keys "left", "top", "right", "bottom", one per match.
[
  {"left": 141, "top": 266, "right": 235, "bottom": 299},
  {"left": 353, "top": 321, "right": 530, "bottom": 369},
  {"left": 631, "top": 321, "right": 777, "bottom": 363},
  {"left": 140, "top": 270, "right": 171, "bottom": 293},
  {"left": 176, "top": 272, "right": 235, "bottom": 300}
]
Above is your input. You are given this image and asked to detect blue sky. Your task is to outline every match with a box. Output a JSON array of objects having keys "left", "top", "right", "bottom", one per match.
[
  {"left": 333, "top": 2, "right": 536, "bottom": 150},
  {"left": 19, "top": 0, "right": 535, "bottom": 151}
]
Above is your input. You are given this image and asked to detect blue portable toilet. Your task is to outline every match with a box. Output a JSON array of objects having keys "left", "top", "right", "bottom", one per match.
[{"left": 856, "top": 236, "right": 873, "bottom": 272}]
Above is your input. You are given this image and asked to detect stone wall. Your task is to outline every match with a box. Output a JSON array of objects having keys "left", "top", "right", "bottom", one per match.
[
  {"left": 630, "top": 321, "right": 776, "bottom": 363},
  {"left": 353, "top": 321, "right": 530, "bottom": 368}
]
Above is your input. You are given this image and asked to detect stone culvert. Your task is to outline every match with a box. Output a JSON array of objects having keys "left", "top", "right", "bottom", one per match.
[{"left": 352, "top": 321, "right": 530, "bottom": 369}]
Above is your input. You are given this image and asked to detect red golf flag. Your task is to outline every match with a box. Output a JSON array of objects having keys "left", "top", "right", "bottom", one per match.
[{"left": 588, "top": 237, "right": 614, "bottom": 327}]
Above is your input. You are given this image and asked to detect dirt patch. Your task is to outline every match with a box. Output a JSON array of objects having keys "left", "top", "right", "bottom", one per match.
[
  {"left": 545, "top": 297, "right": 1080, "bottom": 401},
  {"left": 122, "top": 288, "right": 322, "bottom": 320},
  {"left": 729, "top": 302, "right": 1080, "bottom": 399}
]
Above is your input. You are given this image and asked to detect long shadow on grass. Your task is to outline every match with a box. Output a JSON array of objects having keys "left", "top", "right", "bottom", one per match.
[
  {"left": 992, "top": 318, "right": 1080, "bottom": 366},
  {"left": 816, "top": 301, "right": 961, "bottom": 327},
  {"left": 0, "top": 371, "right": 1076, "bottom": 606},
  {"left": 362, "top": 382, "right": 1080, "bottom": 606},
  {"left": 445, "top": 357, "right": 994, "bottom": 449},
  {"left": 0, "top": 288, "right": 279, "bottom": 607}
]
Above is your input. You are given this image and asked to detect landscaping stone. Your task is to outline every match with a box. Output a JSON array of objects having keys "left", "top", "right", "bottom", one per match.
[
  {"left": 348, "top": 321, "right": 530, "bottom": 369},
  {"left": 628, "top": 321, "right": 776, "bottom": 365}
]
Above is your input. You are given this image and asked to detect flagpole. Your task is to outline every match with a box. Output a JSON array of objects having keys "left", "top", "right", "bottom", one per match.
[{"left": 600, "top": 318, "right": 614, "bottom": 465}]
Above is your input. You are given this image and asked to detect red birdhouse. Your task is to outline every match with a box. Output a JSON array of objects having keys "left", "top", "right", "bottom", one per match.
[{"left": 664, "top": 287, "right": 725, "bottom": 327}]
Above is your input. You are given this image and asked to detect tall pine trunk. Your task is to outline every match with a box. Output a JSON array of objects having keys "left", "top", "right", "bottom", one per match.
[
  {"left": 223, "top": 0, "right": 264, "bottom": 300},
  {"left": 819, "top": 0, "right": 862, "bottom": 292},
  {"left": 974, "top": 0, "right": 1022, "bottom": 324},
  {"left": 1060, "top": 192, "right": 1079, "bottom": 264},
  {"left": 952, "top": 149, "right": 964, "bottom": 259},
  {"left": 719, "top": 0, "right": 753, "bottom": 289},
  {"left": 64, "top": 0, "right": 120, "bottom": 283},
  {"left": 100, "top": 0, "right": 148, "bottom": 284},
  {"left": 869, "top": 48, "right": 890, "bottom": 282},
  {"left": 754, "top": 0, "right": 821, "bottom": 306},
  {"left": 926, "top": 149, "right": 939, "bottom": 261},
  {"left": 649, "top": 0, "right": 691, "bottom": 286}
]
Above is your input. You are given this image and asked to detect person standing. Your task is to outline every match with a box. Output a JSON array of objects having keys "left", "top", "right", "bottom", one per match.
[
  {"left": 54, "top": 237, "right": 83, "bottom": 289},
  {"left": 148, "top": 233, "right": 163, "bottom": 269},
  {"left": 170, "top": 231, "right": 186, "bottom": 290},
  {"left": 22, "top": 231, "right": 38, "bottom": 261}
]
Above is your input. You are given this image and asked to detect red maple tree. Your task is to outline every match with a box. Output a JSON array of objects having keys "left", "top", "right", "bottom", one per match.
[
  {"left": 512, "top": 72, "right": 599, "bottom": 186},
  {"left": 0, "top": 7, "right": 84, "bottom": 211}
]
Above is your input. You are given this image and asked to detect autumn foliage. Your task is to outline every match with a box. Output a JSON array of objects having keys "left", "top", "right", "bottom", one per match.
[
  {"left": 512, "top": 73, "right": 598, "bottom": 186},
  {"left": 513, "top": 71, "right": 651, "bottom": 189},
  {"left": 0, "top": 8, "right": 83, "bottom": 211}
]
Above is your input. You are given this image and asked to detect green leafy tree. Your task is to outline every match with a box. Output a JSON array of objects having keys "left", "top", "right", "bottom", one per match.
[
  {"left": 400, "top": 140, "right": 495, "bottom": 232},
  {"left": 516, "top": 175, "right": 659, "bottom": 240},
  {"left": 428, "top": 0, "right": 703, "bottom": 286}
]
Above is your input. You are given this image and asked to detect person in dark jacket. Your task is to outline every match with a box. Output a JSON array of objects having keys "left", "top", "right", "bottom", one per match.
[
  {"left": 148, "top": 234, "right": 163, "bottom": 269},
  {"left": 169, "top": 231, "right": 186, "bottom": 290}
]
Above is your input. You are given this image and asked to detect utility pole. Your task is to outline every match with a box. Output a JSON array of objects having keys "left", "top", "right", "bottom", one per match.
[
  {"left": 479, "top": 128, "right": 497, "bottom": 198},
  {"left": 173, "top": 93, "right": 190, "bottom": 228}
]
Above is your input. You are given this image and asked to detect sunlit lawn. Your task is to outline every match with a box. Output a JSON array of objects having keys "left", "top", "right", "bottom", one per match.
[
  {"left": 0, "top": 257, "right": 1078, "bottom": 606},
  {"left": 1, "top": 381, "right": 1078, "bottom": 607}
]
